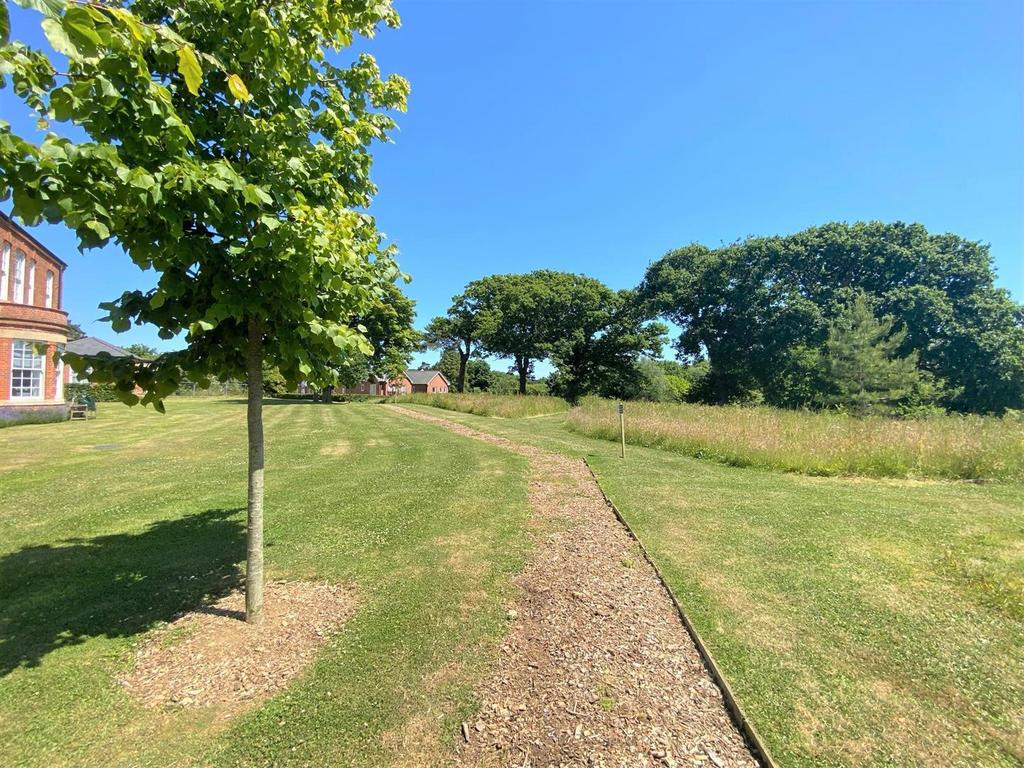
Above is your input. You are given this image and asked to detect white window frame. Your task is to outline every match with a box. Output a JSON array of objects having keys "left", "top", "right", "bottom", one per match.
[
  {"left": 13, "top": 249, "right": 25, "bottom": 305},
  {"left": 11, "top": 340, "right": 45, "bottom": 399},
  {"left": 26, "top": 259, "right": 36, "bottom": 305},
  {"left": 45, "top": 270, "right": 54, "bottom": 308},
  {"left": 0, "top": 242, "right": 9, "bottom": 301}
]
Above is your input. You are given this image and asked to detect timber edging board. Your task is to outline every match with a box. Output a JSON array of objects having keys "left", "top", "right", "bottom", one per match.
[{"left": 583, "top": 458, "right": 781, "bottom": 768}]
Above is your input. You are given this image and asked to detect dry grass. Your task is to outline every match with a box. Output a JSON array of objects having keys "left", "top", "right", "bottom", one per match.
[
  {"left": 397, "top": 392, "right": 569, "bottom": 419},
  {"left": 566, "top": 398, "right": 1024, "bottom": 481}
]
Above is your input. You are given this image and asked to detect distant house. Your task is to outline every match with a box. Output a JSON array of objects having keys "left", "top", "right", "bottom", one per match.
[
  {"left": 404, "top": 369, "right": 450, "bottom": 394},
  {"left": 0, "top": 211, "right": 70, "bottom": 423},
  {"left": 339, "top": 369, "right": 449, "bottom": 396},
  {"left": 63, "top": 336, "right": 146, "bottom": 384},
  {"left": 340, "top": 374, "right": 391, "bottom": 397}
]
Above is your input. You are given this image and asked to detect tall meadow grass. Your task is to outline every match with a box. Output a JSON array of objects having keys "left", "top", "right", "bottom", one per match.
[
  {"left": 397, "top": 392, "right": 570, "bottom": 419},
  {"left": 567, "top": 398, "right": 1024, "bottom": 481}
]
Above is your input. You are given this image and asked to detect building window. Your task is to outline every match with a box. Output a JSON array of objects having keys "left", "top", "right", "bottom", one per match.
[
  {"left": 13, "top": 249, "right": 25, "bottom": 305},
  {"left": 11, "top": 340, "right": 44, "bottom": 399},
  {"left": 26, "top": 259, "right": 36, "bottom": 305},
  {"left": 45, "top": 270, "right": 54, "bottom": 308},
  {"left": 0, "top": 242, "right": 9, "bottom": 301}
]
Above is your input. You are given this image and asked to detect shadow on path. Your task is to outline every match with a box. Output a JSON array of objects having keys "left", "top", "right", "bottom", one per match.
[{"left": 0, "top": 508, "right": 245, "bottom": 676}]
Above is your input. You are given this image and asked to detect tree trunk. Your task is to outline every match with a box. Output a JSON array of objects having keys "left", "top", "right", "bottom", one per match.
[
  {"left": 457, "top": 349, "right": 469, "bottom": 393},
  {"left": 517, "top": 356, "right": 528, "bottom": 395},
  {"left": 245, "top": 317, "right": 265, "bottom": 624},
  {"left": 321, "top": 385, "right": 334, "bottom": 403}
]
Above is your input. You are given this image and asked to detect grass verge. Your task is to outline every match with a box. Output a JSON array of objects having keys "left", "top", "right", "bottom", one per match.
[
  {"left": 0, "top": 398, "right": 530, "bottom": 767},
  {"left": 396, "top": 392, "right": 569, "bottom": 418},
  {"left": 399, "top": 403, "right": 1024, "bottom": 767},
  {"left": 566, "top": 397, "right": 1024, "bottom": 480}
]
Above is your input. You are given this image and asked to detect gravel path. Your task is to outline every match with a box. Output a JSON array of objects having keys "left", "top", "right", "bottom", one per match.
[{"left": 390, "top": 406, "right": 758, "bottom": 768}]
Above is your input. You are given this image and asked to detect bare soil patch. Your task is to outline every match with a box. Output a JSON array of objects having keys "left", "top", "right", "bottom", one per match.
[
  {"left": 122, "top": 581, "right": 356, "bottom": 718},
  {"left": 390, "top": 406, "right": 758, "bottom": 768}
]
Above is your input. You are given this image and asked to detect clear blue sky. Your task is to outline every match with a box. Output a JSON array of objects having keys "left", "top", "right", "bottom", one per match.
[{"left": 3, "top": 0, "right": 1022, "bottom": 371}]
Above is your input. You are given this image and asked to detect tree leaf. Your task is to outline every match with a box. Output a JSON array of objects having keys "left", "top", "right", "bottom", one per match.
[
  {"left": 227, "top": 73, "right": 251, "bottom": 102},
  {"left": 12, "top": 0, "right": 65, "bottom": 19},
  {"left": 41, "top": 17, "right": 77, "bottom": 57},
  {"left": 62, "top": 6, "right": 101, "bottom": 51},
  {"left": 84, "top": 219, "right": 110, "bottom": 240},
  {"left": 1, "top": 3, "right": 10, "bottom": 46},
  {"left": 176, "top": 45, "right": 202, "bottom": 95}
]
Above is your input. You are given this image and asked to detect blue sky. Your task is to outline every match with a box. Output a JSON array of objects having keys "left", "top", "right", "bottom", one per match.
[{"left": 3, "top": 0, "right": 1022, "bottom": 373}]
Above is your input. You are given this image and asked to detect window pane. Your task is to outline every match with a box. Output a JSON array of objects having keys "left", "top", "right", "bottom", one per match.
[
  {"left": 13, "top": 250, "right": 25, "bottom": 304},
  {"left": 0, "top": 242, "right": 9, "bottom": 301},
  {"left": 11, "top": 341, "right": 45, "bottom": 398}
]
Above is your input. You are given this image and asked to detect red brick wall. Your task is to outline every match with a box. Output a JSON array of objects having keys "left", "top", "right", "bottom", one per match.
[{"left": 1, "top": 218, "right": 64, "bottom": 307}]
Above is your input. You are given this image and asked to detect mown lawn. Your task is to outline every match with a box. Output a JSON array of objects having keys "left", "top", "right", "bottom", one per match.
[
  {"left": 399, "top": 403, "right": 1024, "bottom": 768},
  {"left": 0, "top": 398, "right": 530, "bottom": 767}
]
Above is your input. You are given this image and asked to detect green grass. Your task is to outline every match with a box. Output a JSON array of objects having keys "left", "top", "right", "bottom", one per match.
[
  {"left": 567, "top": 397, "right": 1024, "bottom": 481},
  {"left": 399, "top": 404, "right": 1024, "bottom": 767},
  {"left": 0, "top": 398, "right": 530, "bottom": 767},
  {"left": 396, "top": 392, "right": 569, "bottom": 418}
]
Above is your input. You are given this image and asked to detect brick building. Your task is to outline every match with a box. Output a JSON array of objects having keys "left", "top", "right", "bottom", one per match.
[
  {"left": 340, "top": 369, "right": 450, "bottom": 396},
  {"left": 0, "top": 212, "right": 70, "bottom": 423}
]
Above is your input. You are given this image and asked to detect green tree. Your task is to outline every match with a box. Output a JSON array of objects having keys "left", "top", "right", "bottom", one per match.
[
  {"left": 423, "top": 291, "right": 486, "bottom": 393},
  {"left": 435, "top": 348, "right": 490, "bottom": 391},
  {"left": 817, "top": 294, "right": 928, "bottom": 417},
  {"left": 545, "top": 280, "right": 666, "bottom": 404},
  {"left": 124, "top": 343, "right": 157, "bottom": 359},
  {"left": 323, "top": 281, "right": 417, "bottom": 400},
  {"left": 469, "top": 272, "right": 555, "bottom": 394},
  {"left": 434, "top": 347, "right": 461, "bottom": 386},
  {"left": 1, "top": 0, "right": 408, "bottom": 621},
  {"left": 640, "top": 222, "right": 1024, "bottom": 413},
  {"left": 66, "top": 321, "right": 85, "bottom": 341}
]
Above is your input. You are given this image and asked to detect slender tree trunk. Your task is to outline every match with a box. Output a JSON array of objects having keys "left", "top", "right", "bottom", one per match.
[
  {"left": 321, "top": 385, "right": 334, "bottom": 403},
  {"left": 457, "top": 350, "right": 469, "bottom": 393},
  {"left": 245, "top": 317, "right": 265, "bottom": 624}
]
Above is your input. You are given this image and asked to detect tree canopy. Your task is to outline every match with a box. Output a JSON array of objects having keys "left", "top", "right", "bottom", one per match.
[
  {"left": 640, "top": 221, "right": 1024, "bottom": 413},
  {"left": 431, "top": 270, "right": 665, "bottom": 399},
  {"left": 468, "top": 272, "right": 554, "bottom": 394},
  {"left": 545, "top": 283, "right": 666, "bottom": 404},
  {"left": 1, "top": 0, "right": 409, "bottom": 621},
  {"left": 423, "top": 291, "right": 486, "bottom": 393},
  {"left": 334, "top": 281, "right": 418, "bottom": 388}
]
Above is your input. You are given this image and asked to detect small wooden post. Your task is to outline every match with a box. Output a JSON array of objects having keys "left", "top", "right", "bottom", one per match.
[{"left": 617, "top": 402, "right": 625, "bottom": 459}]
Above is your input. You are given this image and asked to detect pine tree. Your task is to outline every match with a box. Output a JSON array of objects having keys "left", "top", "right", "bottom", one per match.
[{"left": 818, "top": 294, "right": 925, "bottom": 417}]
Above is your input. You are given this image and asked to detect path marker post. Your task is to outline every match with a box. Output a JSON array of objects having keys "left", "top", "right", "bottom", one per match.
[{"left": 618, "top": 402, "right": 625, "bottom": 459}]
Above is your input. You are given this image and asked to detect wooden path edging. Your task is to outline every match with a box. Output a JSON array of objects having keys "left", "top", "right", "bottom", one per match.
[{"left": 583, "top": 459, "right": 781, "bottom": 768}]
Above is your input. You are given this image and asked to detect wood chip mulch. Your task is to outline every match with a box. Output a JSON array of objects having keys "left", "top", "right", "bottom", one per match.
[
  {"left": 390, "top": 406, "right": 759, "bottom": 768},
  {"left": 121, "top": 580, "right": 356, "bottom": 718}
]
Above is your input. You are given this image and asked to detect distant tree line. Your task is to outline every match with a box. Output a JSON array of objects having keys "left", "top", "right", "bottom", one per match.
[
  {"left": 424, "top": 270, "right": 666, "bottom": 404},
  {"left": 639, "top": 221, "right": 1024, "bottom": 415},
  {"left": 426, "top": 222, "right": 1024, "bottom": 415}
]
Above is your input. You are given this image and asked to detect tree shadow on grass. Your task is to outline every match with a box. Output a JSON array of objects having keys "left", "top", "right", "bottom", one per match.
[{"left": 0, "top": 508, "right": 245, "bottom": 677}]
